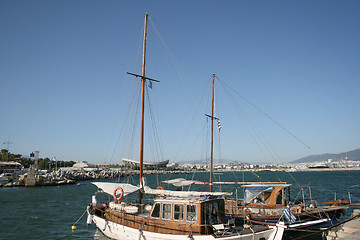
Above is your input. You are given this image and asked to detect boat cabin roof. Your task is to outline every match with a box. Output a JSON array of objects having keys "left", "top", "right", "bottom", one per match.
[
  {"left": 154, "top": 196, "right": 221, "bottom": 204},
  {"left": 243, "top": 184, "right": 292, "bottom": 189}
]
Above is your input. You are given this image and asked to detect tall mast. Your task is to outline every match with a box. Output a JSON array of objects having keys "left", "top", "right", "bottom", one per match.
[
  {"left": 210, "top": 73, "right": 215, "bottom": 192},
  {"left": 127, "top": 13, "right": 159, "bottom": 203},
  {"left": 139, "top": 13, "right": 148, "bottom": 204}
]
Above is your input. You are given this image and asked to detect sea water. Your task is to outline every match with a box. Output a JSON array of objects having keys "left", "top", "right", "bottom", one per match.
[{"left": 0, "top": 171, "right": 359, "bottom": 239}]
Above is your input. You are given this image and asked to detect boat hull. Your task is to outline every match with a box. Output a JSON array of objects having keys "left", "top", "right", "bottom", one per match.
[
  {"left": 227, "top": 206, "right": 346, "bottom": 229},
  {"left": 90, "top": 214, "right": 284, "bottom": 240}
]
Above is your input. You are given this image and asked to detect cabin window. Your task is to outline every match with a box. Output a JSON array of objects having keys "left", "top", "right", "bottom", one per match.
[
  {"left": 244, "top": 186, "right": 274, "bottom": 204},
  {"left": 151, "top": 203, "right": 160, "bottom": 218},
  {"left": 186, "top": 204, "right": 197, "bottom": 221},
  {"left": 203, "top": 201, "right": 223, "bottom": 225},
  {"left": 174, "top": 204, "right": 184, "bottom": 220},
  {"left": 276, "top": 190, "right": 283, "bottom": 205},
  {"left": 162, "top": 203, "right": 172, "bottom": 219}
]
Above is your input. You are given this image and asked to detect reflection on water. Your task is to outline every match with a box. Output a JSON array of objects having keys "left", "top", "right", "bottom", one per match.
[{"left": 93, "top": 229, "right": 110, "bottom": 240}]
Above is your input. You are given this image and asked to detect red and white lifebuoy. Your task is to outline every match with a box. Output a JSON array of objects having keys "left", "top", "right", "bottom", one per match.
[
  {"left": 113, "top": 186, "right": 124, "bottom": 203},
  {"left": 156, "top": 186, "right": 164, "bottom": 190}
]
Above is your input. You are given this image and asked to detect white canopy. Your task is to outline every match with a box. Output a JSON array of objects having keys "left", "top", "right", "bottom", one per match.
[
  {"left": 92, "top": 182, "right": 140, "bottom": 197},
  {"left": 91, "top": 181, "right": 232, "bottom": 198},
  {"left": 143, "top": 186, "right": 232, "bottom": 197},
  {"left": 162, "top": 178, "right": 195, "bottom": 187}
]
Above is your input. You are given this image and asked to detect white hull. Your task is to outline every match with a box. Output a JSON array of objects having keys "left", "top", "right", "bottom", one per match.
[{"left": 90, "top": 214, "right": 284, "bottom": 240}]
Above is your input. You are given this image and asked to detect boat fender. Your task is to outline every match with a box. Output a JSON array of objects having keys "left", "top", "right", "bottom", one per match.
[
  {"left": 113, "top": 187, "right": 124, "bottom": 203},
  {"left": 245, "top": 208, "right": 252, "bottom": 215},
  {"left": 156, "top": 186, "right": 164, "bottom": 190},
  {"left": 138, "top": 227, "right": 143, "bottom": 240},
  {"left": 125, "top": 206, "right": 139, "bottom": 214},
  {"left": 86, "top": 206, "right": 93, "bottom": 225},
  {"left": 145, "top": 204, "right": 152, "bottom": 212},
  {"left": 103, "top": 220, "right": 107, "bottom": 231}
]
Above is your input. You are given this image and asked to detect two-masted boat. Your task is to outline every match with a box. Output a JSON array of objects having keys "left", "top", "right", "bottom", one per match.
[
  {"left": 87, "top": 182, "right": 285, "bottom": 240},
  {"left": 86, "top": 13, "right": 285, "bottom": 240},
  {"left": 224, "top": 182, "right": 348, "bottom": 229}
]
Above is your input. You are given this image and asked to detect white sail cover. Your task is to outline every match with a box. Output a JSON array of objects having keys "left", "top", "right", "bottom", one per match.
[
  {"left": 92, "top": 182, "right": 140, "bottom": 197},
  {"left": 143, "top": 186, "right": 232, "bottom": 197},
  {"left": 162, "top": 178, "right": 195, "bottom": 187}
]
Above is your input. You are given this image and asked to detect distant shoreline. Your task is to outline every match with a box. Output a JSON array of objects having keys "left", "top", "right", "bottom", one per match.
[
  {"left": 212, "top": 168, "right": 360, "bottom": 173},
  {"left": 284, "top": 167, "right": 360, "bottom": 172}
]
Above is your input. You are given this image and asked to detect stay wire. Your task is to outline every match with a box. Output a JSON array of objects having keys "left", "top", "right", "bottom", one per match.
[
  {"left": 172, "top": 77, "right": 212, "bottom": 161},
  {"left": 217, "top": 76, "right": 278, "bottom": 163},
  {"left": 216, "top": 76, "right": 318, "bottom": 155},
  {"left": 145, "top": 85, "right": 164, "bottom": 162},
  {"left": 149, "top": 17, "right": 196, "bottom": 95},
  {"left": 108, "top": 26, "right": 144, "bottom": 164},
  {"left": 215, "top": 76, "right": 304, "bottom": 188}
]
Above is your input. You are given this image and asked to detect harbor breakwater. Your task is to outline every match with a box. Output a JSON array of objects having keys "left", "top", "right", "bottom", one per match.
[{"left": 0, "top": 169, "right": 192, "bottom": 187}]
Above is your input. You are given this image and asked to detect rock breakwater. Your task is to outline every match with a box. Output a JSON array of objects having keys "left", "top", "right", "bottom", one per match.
[{"left": 0, "top": 169, "right": 192, "bottom": 187}]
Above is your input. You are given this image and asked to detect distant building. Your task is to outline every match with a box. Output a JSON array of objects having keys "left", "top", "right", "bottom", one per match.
[
  {"left": 72, "top": 161, "right": 96, "bottom": 168},
  {"left": 0, "top": 161, "right": 23, "bottom": 175},
  {"left": 95, "top": 163, "right": 111, "bottom": 168},
  {"left": 122, "top": 158, "right": 169, "bottom": 168},
  {"left": 63, "top": 161, "right": 98, "bottom": 171},
  {"left": 167, "top": 162, "right": 178, "bottom": 168}
]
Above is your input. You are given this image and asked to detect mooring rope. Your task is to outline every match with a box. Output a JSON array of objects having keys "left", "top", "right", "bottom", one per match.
[{"left": 72, "top": 208, "right": 88, "bottom": 230}]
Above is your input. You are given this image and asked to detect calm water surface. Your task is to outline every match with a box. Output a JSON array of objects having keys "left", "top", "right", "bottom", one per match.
[{"left": 1, "top": 171, "right": 359, "bottom": 240}]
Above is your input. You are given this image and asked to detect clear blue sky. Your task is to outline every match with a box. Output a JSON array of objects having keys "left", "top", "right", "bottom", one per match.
[{"left": 1, "top": 0, "right": 359, "bottom": 164}]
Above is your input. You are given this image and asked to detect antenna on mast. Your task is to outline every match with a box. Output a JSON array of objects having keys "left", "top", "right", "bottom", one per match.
[
  {"left": 2, "top": 135, "right": 13, "bottom": 162},
  {"left": 3, "top": 135, "right": 13, "bottom": 151}
]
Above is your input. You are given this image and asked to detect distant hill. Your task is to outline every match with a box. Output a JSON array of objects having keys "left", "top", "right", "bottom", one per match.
[
  {"left": 177, "top": 159, "right": 247, "bottom": 165},
  {"left": 291, "top": 148, "right": 360, "bottom": 163}
]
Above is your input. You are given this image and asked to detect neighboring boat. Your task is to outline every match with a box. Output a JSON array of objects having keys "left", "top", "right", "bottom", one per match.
[
  {"left": 86, "top": 13, "right": 285, "bottom": 240},
  {"left": 163, "top": 179, "right": 348, "bottom": 230},
  {"left": 122, "top": 158, "right": 170, "bottom": 168},
  {"left": 0, "top": 173, "right": 12, "bottom": 184},
  {"left": 198, "top": 74, "right": 349, "bottom": 230},
  {"left": 224, "top": 182, "right": 348, "bottom": 229},
  {"left": 0, "top": 161, "right": 23, "bottom": 177}
]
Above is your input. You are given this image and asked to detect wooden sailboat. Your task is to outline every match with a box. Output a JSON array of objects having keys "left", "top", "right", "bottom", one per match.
[
  {"left": 185, "top": 74, "right": 348, "bottom": 231},
  {"left": 206, "top": 78, "right": 347, "bottom": 230},
  {"left": 86, "top": 13, "right": 285, "bottom": 240},
  {"left": 224, "top": 182, "right": 348, "bottom": 229}
]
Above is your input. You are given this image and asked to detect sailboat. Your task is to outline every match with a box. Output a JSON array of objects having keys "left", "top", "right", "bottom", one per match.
[
  {"left": 200, "top": 76, "right": 349, "bottom": 230},
  {"left": 86, "top": 13, "right": 285, "bottom": 240},
  {"left": 224, "top": 182, "right": 348, "bottom": 229}
]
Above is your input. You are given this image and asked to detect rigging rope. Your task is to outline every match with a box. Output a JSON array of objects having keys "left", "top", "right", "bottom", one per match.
[
  {"left": 148, "top": 17, "right": 195, "bottom": 95},
  {"left": 216, "top": 76, "right": 318, "bottom": 155},
  {"left": 214, "top": 75, "right": 307, "bottom": 189}
]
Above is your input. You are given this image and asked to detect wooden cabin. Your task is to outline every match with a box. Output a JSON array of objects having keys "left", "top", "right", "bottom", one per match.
[
  {"left": 93, "top": 196, "right": 227, "bottom": 235},
  {"left": 225, "top": 184, "right": 292, "bottom": 217}
]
